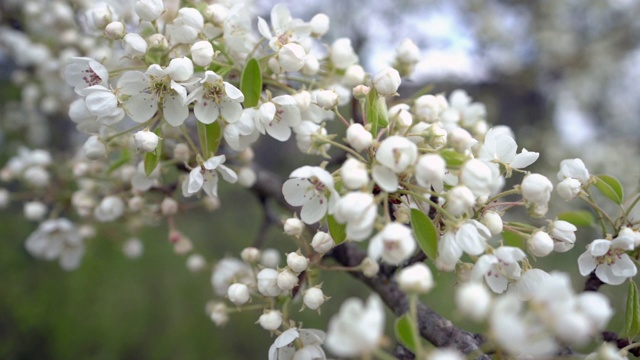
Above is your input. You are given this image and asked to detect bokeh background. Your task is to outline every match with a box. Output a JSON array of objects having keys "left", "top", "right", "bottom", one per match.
[{"left": 1, "top": 0, "right": 640, "bottom": 359}]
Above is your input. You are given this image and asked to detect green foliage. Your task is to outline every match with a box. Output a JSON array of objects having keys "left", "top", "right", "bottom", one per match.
[
  {"left": 593, "top": 174, "right": 624, "bottom": 205},
  {"left": 626, "top": 280, "right": 640, "bottom": 338},
  {"left": 327, "top": 214, "right": 347, "bottom": 245},
  {"left": 366, "top": 88, "right": 389, "bottom": 136},
  {"left": 394, "top": 314, "right": 417, "bottom": 352},
  {"left": 502, "top": 230, "right": 525, "bottom": 248},
  {"left": 439, "top": 149, "right": 467, "bottom": 167},
  {"left": 410, "top": 209, "right": 438, "bottom": 260},
  {"left": 240, "top": 58, "right": 262, "bottom": 108},
  {"left": 557, "top": 210, "right": 595, "bottom": 227},
  {"left": 197, "top": 121, "right": 221, "bottom": 158}
]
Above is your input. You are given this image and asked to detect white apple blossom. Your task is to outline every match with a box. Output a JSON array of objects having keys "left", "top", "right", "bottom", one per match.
[
  {"left": 330, "top": 38, "right": 358, "bottom": 70},
  {"left": 445, "top": 185, "right": 476, "bottom": 217},
  {"left": 223, "top": 108, "right": 260, "bottom": 151},
  {"left": 578, "top": 236, "right": 637, "bottom": 285},
  {"left": 478, "top": 127, "right": 539, "bottom": 171},
  {"left": 343, "top": 64, "right": 366, "bottom": 87},
  {"left": 395, "top": 39, "right": 421, "bottom": 69},
  {"left": 558, "top": 158, "right": 590, "bottom": 183},
  {"left": 24, "top": 201, "right": 47, "bottom": 221},
  {"left": 166, "top": 7, "right": 204, "bottom": 44},
  {"left": 135, "top": 0, "right": 164, "bottom": 22},
  {"left": 133, "top": 129, "right": 159, "bottom": 153},
  {"left": 123, "top": 33, "right": 147, "bottom": 56},
  {"left": 211, "top": 258, "right": 254, "bottom": 296},
  {"left": 94, "top": 195, "right": 125, "bottom": 222},
  {"left": 333, "top": 192, "right": 377, "bottom": 241},
  {"left": 527, "top": 231, "right": 554, "bottom": 257},
  {"left": 455, "top": 282, "right": 491, "bottom": 321},
  {"left": 303, "top": 287, "right": 326, "bottom": 310},
  {"left": 276, "top": 43, "right": 306, "bottom": 72},
  {"left": 315, "top": 89, "right": 339, "bottom": 109},
  {"left": 268, "top": 328, "right": 326, "bottom": 360},
  {"left": 471, "top": 246, "right": 526, "bottom": 293},
  {"left": 310, "top": 13, "right": 329, "bottom": 37},
  {"left": 257, "top": 268, "right": 281, "bottom": 297},
  {"left": 117, "top": 66, "right": 188, "bottom": 126},
  {"left": 282, "top": 166, "right": 339, "bottom": 224},
  {"left": 227, "top": 283, "right": 250, "bottom": 305},
  {"left": 83, "top": 85, "right": 126, "bottom": 125},
  {"left": 286, "top": 252, "right": 308, "bottom": 273},
  {"left": 257, "top": 3, "right": 311, "bottom": 51},
  {"left": 82, "top": 135, "right": 106, "bottom": 160},
  {"left": 259, "top": 310, "right": 283, "bottom": 331},
  {"left": 240, "top": 247, "right": 260, "bottom": 263},
  {"left": 460, "top": 159, "right": 495, "bottom": 198},
  {"left": 261, "top": 248, "right": 281, "bottom": 269},
  {"left": 415, "top": 154, "right": 446, "bottom": 192},
  {"left": 326, "top": 295, "right": 384, "bottom": 357},
  {"left": 481, "top": 211, "right": 503, "bottom": 235},
  {"left": 368, "top": 222, "right": 416, "bottom": 265},
  {"left": 283, "top": 217, "right": 305, "bottom": 237},
  {"left": 414, "top": 94, "right": 448, "bottom": 123},
  {"left": 256, "top": 95, "right": 301, "bottom": 141},
  {"left": 63, "top": 57, "right": 108, "bottom": 95},
  {"left": 448, "top": 127, "right": 478, "bottom": 152},
  {"left": 166, "top": 57, "right": 194, "bottom": 82},
  {"left": 183, "top": 155, "right": 238, "bottom": 198},
  {"left": 373, "top": 136, "right": 418, "bottom": 192},
  {"left": 187, "top": 70, "right": 244, "bottom": 125},
  {"left": 557, "top": 177, "right": 582, "bottom": 200},
  {"left": 277, "top": 269, "right": 299, "bottom": 291},
  {"left": 294, "top": 121, "right": 329, "bottom": 155},
  {"left": 123, "top": 238, "right": 144, "bottom": 259},
  {"left": 25, "top": 218, "right": 85, "bottom": 271},
  {"left": 186, "top": 254, "right": 206, "bottom": 273},
  {"left": 190, "top": 40, "right": 214, "bottom": 67},
  {"left": 551, "top": 220, "right": 577, "bottom": 252}
]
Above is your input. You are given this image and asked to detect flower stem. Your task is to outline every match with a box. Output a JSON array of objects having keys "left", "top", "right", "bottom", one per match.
[{"left": 409, "top": 294, "right": 425, "bottom": 359}]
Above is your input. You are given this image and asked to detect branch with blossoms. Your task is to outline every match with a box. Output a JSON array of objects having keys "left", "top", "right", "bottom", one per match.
[{"left": 2, "top": 1, "right": 640, "bottom": 359}]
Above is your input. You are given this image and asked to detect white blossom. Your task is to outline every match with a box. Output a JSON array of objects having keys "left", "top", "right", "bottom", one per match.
[
  {"left": 227, "top": 283, "right": 250, "bottom": 305},
  {"left": 578, "top": 236, "right": 637, "bottom": 285},
  {"left": 183, "top": 155, "right": 238, "bottom": 198},
  {"left": 135, "top": 0, "right": 164, "bottom": 22},
  {"left": 282, "top": 166, "right": 339, "bottom": 224},
  {"left": 259, "top": 310, "right": 283, "bottom": 331},
  {"left": 326, "top": 295, "right": 384, "bottom": 357},
  {"left": 368, "top": 222, "right": 416, "bottom": 265},
  {"left": 166, "top": 7, "right": 204, "bottom": 44},
  {"left": 521, "top": 173, "right": 553, "bottom": 217},
  {"left": 558, "top": 158, "right": 590, "bottom": 183},
  {"left": 346, "top": 123, "right": 373, "bottom": 151},
  {"left": 551, "top": 220, "right": 577, "bottom": 252},
  {"left": 63, "top": 57, "right": 108, "bottom": 95},
  {"left": 94, "top": 195, "right": 125, "bottom": 222},
  {"left": 330, "top": 38, "right": 358, "bottom": 70},
  {"left": 257, "top": 268, "right": 281, "bottom": 297},
  {"left": 340, "top": 158, "right": 369, "bottom": 190},
  {"left": 334, "top": 192, "right": 377, "bottom": 241},
  {"left": 373, "top": 136, "right": 418, "bottom": 192},
  {"left": 25, "top": 218, "right": 85, "bottom": 270},
  {"left": 471, "top": 246, "right": 526, "bottom": 293},
  {"left": 456, "top": 282, "right": 491, "bottom": 321},
  {"left": 187, "top": 70, "right": 244, "bottom": 125},
  {"left": 191, "top": 40, "right": 214, "bottom": 67},
  {"left": 286, "top": 252, "right": 308, "bottom": 273},
  {"left": 528, "top": 231, "right": 554, "bottom": 257},
  {"left": 268, "top": 328, "right": 326, "bottom": 360},
  {"left": 397, "top": 263, "right": 434, "bottom": 294},
  {"left": 303, "top": 287, "right": 326, "bottom": 310},
  {"left": 373, "top": 67, "right": 401, "bottom": 96},
  {"left": 478, "top": 127, "right": 539, "bottom": 171},
  {"left": 311, "top": 231, "right": 334, "bottom": 253},
  {"left": 133, "top": 129, "right": 159, "bottom": 153}
]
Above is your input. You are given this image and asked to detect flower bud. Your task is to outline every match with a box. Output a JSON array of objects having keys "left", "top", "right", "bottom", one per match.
[
  {"left": 360, "top": 257, "right": 379, "bottom": 277},
  {"left": 449, "top": 127, "right": 477, "bottom": 152},
  {"left": 227, "top": 283, "right": 250, "bottom": 305},
  {"left": 415, "top": 154, "right": 446, "bottom": 191},
  {"left": 203, "top": 196, "right": 220, "bottom": 211},
  {"left": 160, "top": 197, "right": 178, "bottom": 216},
  {"left": 446, "top": 186, "right": 475, "bottom": 217},
  {"left": 257, "top": 268, "right": 281, "bottom": 297},
  {"left": 205, "top": 4, "right": 228, "bottom": 25},
  {"left": 455, "top": 282, "right": 491, "bottom": 321},
  {"left": 94, "top": 195, "right": 125, "bottom": 222},
  {"left": 83, "top": 135, "right": 107, "bottom": 160},
  {"left": 128, "top": 195, "right": 145, "bottom": 212},
  {"left": 186, "top": 253, "right": 206, "bottom": 272},
  {"left": 557, "top": 178, "right": 581, "bottom": 200},
  {"left": 133, "top": 129, "right": 159, "bottom": 153},
  {"left": 310, "top": 13, "right": 330, "bottom": 37},
  {"left": 241, "top": 247, "right": 260, "bottom": 263},
  {"left": 277, "top": 43, "right": 305, "bottom": 72},
  {"left": 352, "top": 84, "right": 370, "bottom": 100},
  {"left": 330, "top": 38, "right": 358, "bottom": 70},
  {"left": 527, "top": 231, "right": 554, "bottom": 257},
  {"left": 521, "top": 173, "right": 553, "bottom": 217},
  {"left": 0, "top": 188, "right": 9, "bottom": 209},
  {"left": 24, "top": 167, "right": 50, "bottom": 188},
  {"left": 173, "top": 143, "right": 190, "bottom": 162},
  {"left": 287, "top": 252, "right": 309, "bottom": 273},
  {"left": 135, "top": 0, "right": 164, "bottom": 21},
  {"left": 551, "top": 220, "right": 577, "bottom": 252},
  {"left": 207, "top": 302, "right": 228, "bottom": 326},
  {"left": 311, "top": 231, "right": 334, "bottom": 254},
  {"left": 341, "top": 158, "right": 368, "bottom": 189},
  {"left": 343, "top": 64, "right": 365, "bottom": 87},
  {"left": 123, "top": 238, "right": 144, "bottom": 259},
  {"left": 315, "top": 89, "right": 339, "bottom": 109},
  {"left": 123, "top": 33, "right": 147, "bottom": 56},
  {"left": 258, "top": 310, "right": 283, "bottom": 331},
  {"left": 24, "top": 201, "right": 47, "bottom": 221},
  {"left": 167, "top": 57, "right": 193, "bottom": 82},
  {"left": 284, "top": 218, "right": 305, "bottom": 237},
  {"left": 397, "top": 263, "right": 434, "bottom": 294},
  {"left": 481, "top": 211, "right": 503, "bottom": 236},
  {"left": 301, "top": 55, "right": 319, "bottom": 75},
  {"left": 303, "top": 287, "right": 326, "bottom": 310},
  {"left": 373, "top": 67, "right": 401, "bottom": 96},
  {"left": 395, "top": 38, "right": 420, "bottom": 65},
  {"left": 190, "top": 40, "right": 214, "bottom": 67},
  {"left": 346, "top": 123, "right": 373, "bottom": 151},
  {"left": 147, "top": 33, "right": 168, "bottom": 49},
  {"left": 277, "top": 269, "right": 299, "bottom": 291},
  {"left": 104, "top": 21, "right": 125, "bottom": 39},
  {"left": 237, "top": 167, "right": 256, "bottom": 188},
  {"left": 460, "top": 159, "right": 494, "bottom": 198},
  {"left": 260, "top": 248, "right": 281, "bottom": 268}
]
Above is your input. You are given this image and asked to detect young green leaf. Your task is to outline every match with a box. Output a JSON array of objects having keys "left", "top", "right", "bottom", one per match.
[
  {"left": 502, "top": 230, "right": 525, "bottom": 248},
  {"left": 327, "top": 214, "right": 347, "bottom": 245},
  {"left": 394, "top": 314, "right": 417, "bottom": 353},
  {"left": 197, "top": 121, "right": 221, "bottom": 158},
  {"left": 240, "top": 58, "right": 262, "bottom": 108},
  {"left": 144, "top": 136, "right": 163, "bottom": 177},
  {"left": 410, "top": 209, "right": 438, "bottom": 260},
  {"left": 625, "top": 280, "right": 640, "bottom": 338},
  {"left": 366, "top": 88, "right": 388, "bottom": 136},
  {"left": 108, "top": 149, "right": 131, "bottom": 174},
  {"left": 439, "top": 149, "right": 466, "bottom": 167},
  {"left": 593, "top": 174, "right": 624, "bottom": 205},
  {"left": 557, "top": 210, "right": 595, "bottom": 227}
]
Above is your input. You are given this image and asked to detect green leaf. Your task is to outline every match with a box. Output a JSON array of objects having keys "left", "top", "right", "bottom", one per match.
[
  {"left": 144, "top": 136, "right": 163, "bottom": 177},
  {"left": 410, "top": 209, "right": 438, "bottom": 260},
  {"left": 366, "top": 88, "right": 389, "bottom": 136},
  {"left": 197, "top": 121, "right": 222, "bottom": 158},
  {"left": 439, "top": 149, "right": 466, "bottom": 167},
  {"left": 327, "top": 215, "right": 347, "bottom": 245},
  {"left": 625, "top": 280, "right": 640, "bottom": 338},
  {"left": 593, "top": 174, "right": 624, "bottom": 205},
  {"left": 557, "top": 210, "right": 595, "bottom": 227},
  {"left": 240, "top": 58, "right": 262, "bottom": 108},
  {"left": 502, "top": 230, "right": 525, "bottom": 248},
  {"left": 394, "top": 314, "right": 416, "bottom": 352}
]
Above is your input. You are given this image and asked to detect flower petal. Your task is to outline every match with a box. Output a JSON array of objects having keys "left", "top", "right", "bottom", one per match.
[{"left": 372, "top": 165, "right": 398, "bottom": 192}]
